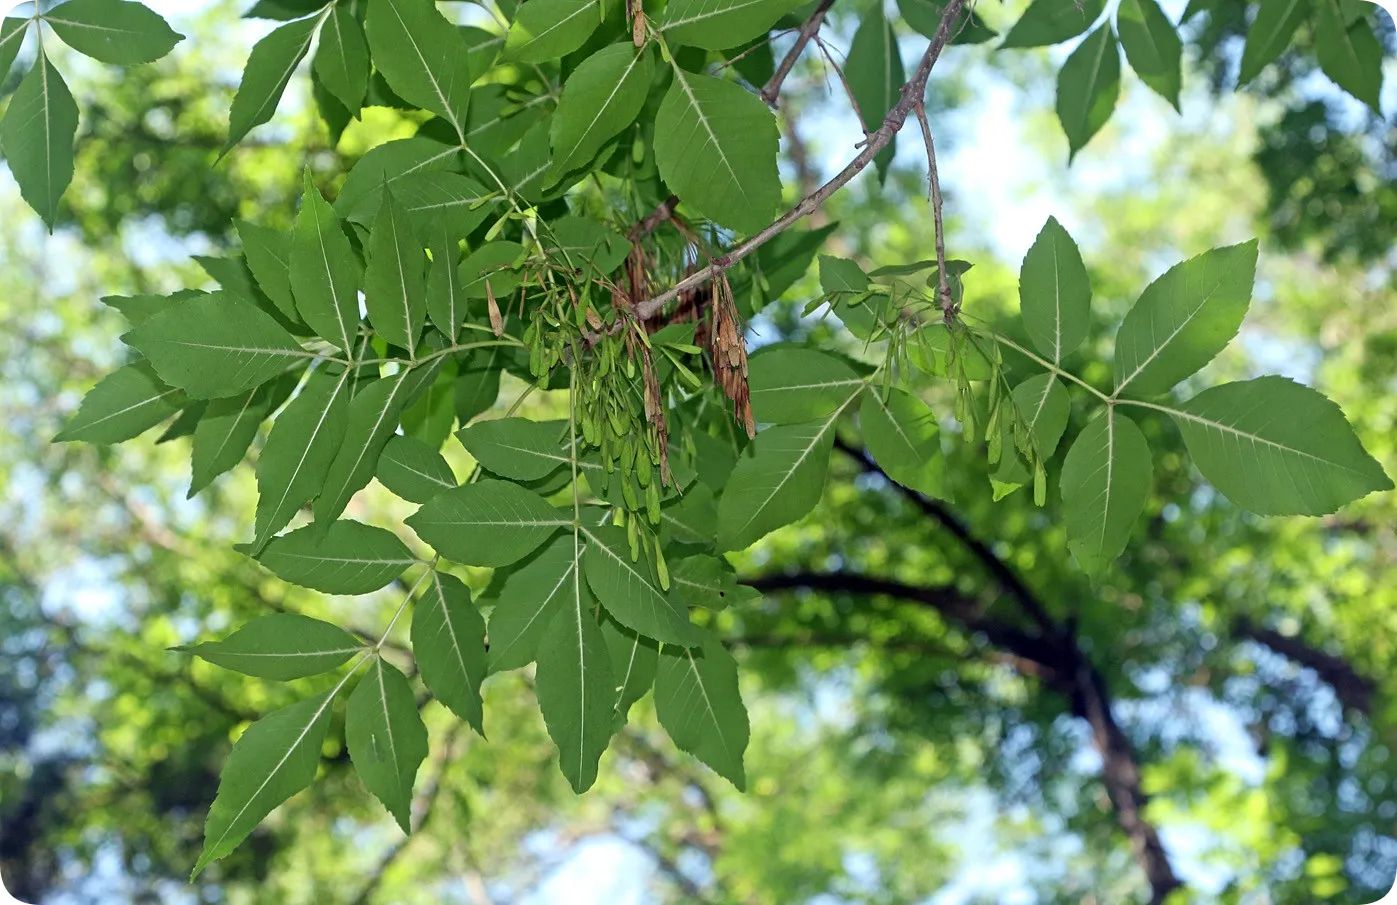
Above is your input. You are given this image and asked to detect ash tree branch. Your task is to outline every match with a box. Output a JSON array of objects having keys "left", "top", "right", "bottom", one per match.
[
  {"left": 1233, "top": 617, "right": 1378, "bottom": 716},
  {"left": 761, "top": 0, "right": 836, "bottom": 106},
  {"left": 746, "top": 568, "right": 1183, "bottom": 903},
  {"left": 833, "top": 437, "right": 1057, "bottom": 633},
  {"left": 627, "top": 0, "right": 969, "bottom": 326}
]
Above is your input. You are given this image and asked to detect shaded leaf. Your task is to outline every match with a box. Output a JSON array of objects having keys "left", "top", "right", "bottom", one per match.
[
  {"left": 377, "top": 433, "right": 456, "bottom": 502},
  {"left": 1238, "top": 0, "right": 1308, "bottom": 85},
  {"left": 1060, "top": 409, "right": 1152, "bottom": 574},
  {"left": 1313, "top": 0, "right": 1383, "bottom": 111},
  {"left": 1113, "top": 240, "right": 1257, "bottom": 398},
  {"left": 1116, "top": 0, "right": 1182, "bottom": 109},
  {"left": 0, "top": 53, "right": 79, "bottom": 228},
  {"left": 56, "top": 362, "right": 184, "bottom": 444},
  {"left": 583, "top": 525, "right": 702, "bottom": 645},
  {"left": 45, "top": 0, "right": 183, "bottom": 65},
  {"left": 407, "top": 479, "right": 568, "bottom": 567},
  {"left": 551, "top": 43, "right": 655, "bottom": 178},
  {"left": 536, "top": 535, "right": 615, "bottom": 792},
  {"left": 846, "top": 8, "right": 904, "bottom": 182},
  {"left": 250, "top": 520, "right": 417, "bottom": 594},
  {"left": 290, "top": 171, "right": 364, "bottom": 354},
  {"left": 1000, "top": 0, "right": 1103, "bottom": 47},
  {"left": 660, "top": 0, "right": 805, "bottom": 49},
  {"left": 225, "top": 16, "right": 317, "bottom": 152},
  {"left": 253, "top": 368, "right": 352, "bottom": 548},
  {"left": 653, "top": 68, "right": 781, "bottom": 235},
  {"left": 1019, "top": 216, "right": 1091, "bottom": 363},
  {"left": 347, "top": 657, "right": 428, "bottom": 832},
  {"left": 180, "top": 614, "right": 363, "bottom": 680},
  {"left": 1165, "top": 377, "right": 1393, "bottom": 515},
  {"left": 486, "top": 534, "right": 582, "bottom": 672},
  {"left": 314, "top": 2, "right": 370, "bottom": 112},
  {"left": 194, "top": 691, "right": 336, "bottom": 876},
  {"left": 413, "top": 571, "right": 487, "bottom": 734},
  {"left": 860, "top": 388, "right": 944, "bottom": 498},
  {"left": 505, "top": 0, "right": 604, "bottom": 64},
  {"left": 366, "top": 0, "right": 473, "bottom": 139},
  {"left": 654, "top": 633, "right": 749, "bottom": 789},
  {"left": 190, "top": 374, "right": 298, "bottom": 496},
  {"left": 1011, "top": 373, "right": 1070, "bottom": 460},
  {"left": 748, "top": 346, "right": 863, "bottom": 424},
  {"left": 123, "top": 293, "right": 308, "bottom": 399},
  {"left": 1055, "top": 24, "right": 1120, "bottom": 160},
  {"left": 363, "top": 187, "right": 427, "bottom": 351},
  {"left": 457, "top": 417, "right": 570, "bottom": 481},
  {"left": 601, "top": 616, "right": 657, "bottom": 727}
]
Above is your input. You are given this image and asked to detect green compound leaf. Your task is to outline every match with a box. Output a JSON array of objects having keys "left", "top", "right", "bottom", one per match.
[
  {"left": 505, "top": 0, "right": 605, "bottom": 64},
  {"left": 1018, "top": 216, "right": 1092, "bottom": 363},
  {"left": 366, "top": 0, "right": 473, "bottom": 139},
  {"left": 486, "top": 534, "right": 583, "bottom": 673},
  {"left": 56, "top": 362, "right": 184, "bottom": 444},
  {"left": 190, "top": 374, "right": 297, "bottom": 497},
  {"left": 1060, "top": 409, "right": 1152, "bottom": 575},
  {"left": 1162, "top": 376, "right": 1393, "bottom": 516},
  {"left": 456, "top": 417, "right": 570, "bottom": 481},
  {"left": 653, "top": 68, "right": 781, "bottom": 236},
  {"left": 1313, "top": 0, "right": 1383, "bottom": 112},
  {"left": 583, "top": 525, "right": 702, "bottom": 646},
  {"left": 237, "top": 220, "right": 301, "bottom": 323},
  {"left": 550, "top": 43, "right": 655, "bottom": 179},
  {"left": 1116, "top": 0, "right": 1182, "bottom": 110},
  {"left": 1113, "top": 240, "right": 1257, "bottom": 398},
  {"left": 123, "top": 292, "right": 308, "bottom": 400},
  {"left": 253, "top": 368, "right": 352, "bottom": 548},
  {"left": 335, "top": 137, "right": 461, "bottom": 226},
  {"left": 315, "top": 364, "right": 442, "bottom": 527},
  {"left": 194, "top": 690, "right": 336, "bottom": 876},
  {"left": 347, "top": 657, "right": 428, "bottom": 832},
  {"left": 363, "top": 186, "right": 427, "bottom": 351},
  {"left": 314, "top": 2, "right": 370, "bottom": 112},
  {"left": 1238, "top": 0, "right": 1306, "bottom": 85},
  {"left": 0, "top": 18, "right": 28, "bottom": 78},
  {"left": 1055, "top": 24, "right": 1120, "bottom": 160},
  {"left": 45, "top": 0, "right": 183, "bottom": 65},
  {"left": 846, "top": 7, "right": 904, "bottom": 182},
  {"left": 1000, "top": 0, "right": 1104, "bottom": 47},
  {"left": 601, "top": 616, "right": 658, "bottom": 728},
  {"left": 413, "top": 571, "right": 488, "bottom": 734},
  {"left": 407, "top": 479, "right": 569, "bottom": 567},
  {"left": 1011, "top": 373, "right": 1071, "bottom": 461},
  {"left": 654, "top": 633, "right": 749, "bottom": 790},
  {"left": 225, "top": 15, "right": 317, "bottom": 153},
  {"left": 290, "top": 171, "right": 364, "bottom": 355},
  {"left": 248, "top": 520, "right": 418, "bottom": 595},
  {"left": 179, "top": 613, "right": 364, "bottom": 680},
  {"left": 860, "top": 388, "right": 945, "bottom": 498},
  {"left": 536, "top": 535, "right": 615, "bottom": 792},
  {"left": 377, "top": 433, "right": 457, "bottom": 503},
  {"left": 0, "top": 53, "right": 79, "bottom": 229},
  {"left": 748, "top": 346, "right": 864, "bottom": 425},
  {"left": 659, "top": 0, "right": 805, "bottom": 50},
  {"left": 717, "top": 395, "right": 856, "bottom": 551}
]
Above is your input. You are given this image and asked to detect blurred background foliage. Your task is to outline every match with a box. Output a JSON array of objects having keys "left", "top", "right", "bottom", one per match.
[{"left": 1, "top": 0, "right": 1395, "bottom": 902}]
